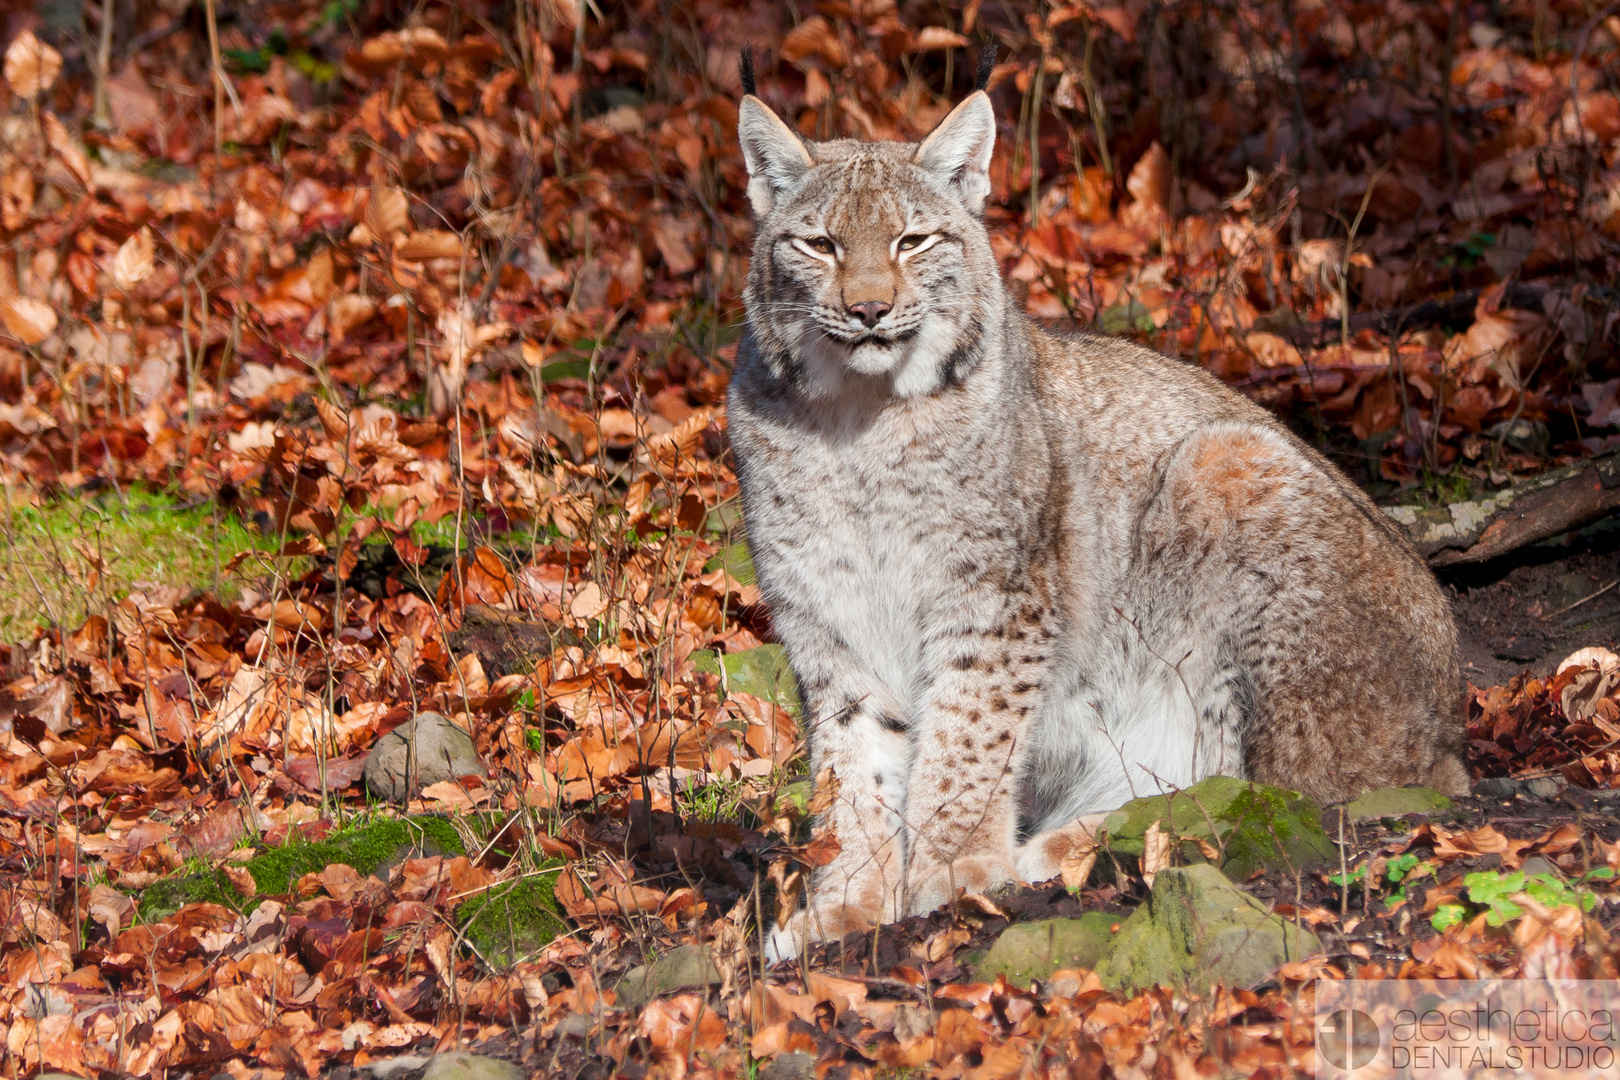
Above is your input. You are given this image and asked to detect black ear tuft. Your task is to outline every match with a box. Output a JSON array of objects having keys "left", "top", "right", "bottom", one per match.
[
  {"left": 740, "top": 48, "right": 757, "bottom": 97},
  {"left": 973, "top": 44, "right": 997, "bottom": 92}
]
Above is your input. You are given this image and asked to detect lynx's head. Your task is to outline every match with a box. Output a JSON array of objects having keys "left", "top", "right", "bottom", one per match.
[{"left": 738, "top": 91, "right": 1005, "bottom": 399}]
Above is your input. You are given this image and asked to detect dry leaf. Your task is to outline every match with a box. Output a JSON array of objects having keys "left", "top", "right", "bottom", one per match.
[
  {"left": 1141, "top": 820, "right": 1171, "bottom": 887},
  {"left": 923, "top": 925, "right": 971, "bottom": 963},
  {"left": 4, "top": 30, "right": 62, "bottom": 100},
  {"left": 2, "top": 296, "right": 56, "bottom": 345},
  {"left": 911, "top": 27, "right": 971, "bottom": 50},
  {"left": 366, "top": 186, "right": 409, "bottom": 239},
  {"left": 112, "top": 229, "right": 156, "bottom": 291},
  {"left": 395, "top": 230, "right": 464, "bottom": 261},
  {"left": 1, "top": 166, "right": 35, "bottom": 231},
  {"left": 1059, "top": 838, "right": 1100, "bottom": 889},
  {"left": 781, "top": 16, "right": 845, "bottom": 67},
  {"left": 568, "top": 581, "right": 608, "bottom": 620},
  {"left": 223, "top": 865, "right": 257, "bottom": 898},
  {"left": 1247, "top": 330, "right": 1304, "bottom": 369},
  {"left": 806, "top": 766, "right": 841, "bottom": 817}
]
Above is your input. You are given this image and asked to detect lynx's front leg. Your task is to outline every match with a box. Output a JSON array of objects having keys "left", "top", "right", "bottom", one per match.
[
  {"left": 765, "top": 659, "right": 912, "bottom": 963},
  {"left": 902, "top": 598, "right": 1055, "bottom": 917}
]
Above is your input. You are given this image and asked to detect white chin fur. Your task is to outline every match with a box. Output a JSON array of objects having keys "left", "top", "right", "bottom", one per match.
[{"left": 796, "top": 318, "right": 961, "bottom": 399}]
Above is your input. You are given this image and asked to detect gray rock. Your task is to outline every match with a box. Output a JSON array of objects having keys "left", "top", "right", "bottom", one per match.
[
  {"left": 1097, "top": 863, "right": 1321, "bottom": 994},
  {"left": 1474, "top": 777, "right": 1523, "bottom": 798},
  {"left": 1342, "top": 786, "right": 1454, "bottom": 823},
  {"left": 973, "top": 912, "right": 1117, "bottom": 988},
  {"left": 363, "top": 711, "right": 486, "bottom": 801},
  {"left": 1519, "top": 856, "right": 1559, "bottom": 878},
  {"left": 1488, "top": 417, "right": 1550, "bottom": 457},
  {"left": 420, "top": 1051, "right": 524, "bottom": 1080},
  {"left": 615, "top": 944, "right": 722, "bottom": 1009},
  {"left": 1525, "top": 776, "right": 1565, "bottom": 799},
  {"left": 760, "top": 1052, "right": 817, "bottom": 1080},
  {"left": 357, "top": 1057, "right": 431, "bottom": 1080}
]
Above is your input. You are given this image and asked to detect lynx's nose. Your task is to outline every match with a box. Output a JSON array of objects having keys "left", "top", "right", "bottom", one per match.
[{"left": 848, "top": 300, "right": 892, "bottom": 327}]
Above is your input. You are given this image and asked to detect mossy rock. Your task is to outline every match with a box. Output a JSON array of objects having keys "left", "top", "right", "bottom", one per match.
[
  {"left": 136, "top": 815, "right": 464, "bottom": 922},
  {"left": 1099, "top": 776, "right": 1335, "bottom": 881},
  {"left": 457, "top": 868, "right": 568, "bottom": 965},
  {"left": 691, "top": 644, "right": 798, "bottom": 714},
  {"left": 615, "top": 944, "right": 723, "bottom": 1009},
  {"left": 702, "top": 541, "right": 755, "bottom": 585},
  {"left": 972, "top": 912, "right": 1117, "bottom": 988},
  {"left": 1341, "top": 786, "right": 1453, "bottom": 824},
  {"left": 1098, "top": 863, "right": 1321, "bottom": 994}
]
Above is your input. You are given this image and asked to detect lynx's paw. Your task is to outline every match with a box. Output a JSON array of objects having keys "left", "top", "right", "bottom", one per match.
[
  {"left": 904, "top": 855, "right": 1022, "bottom": 918},
  {"left": 763, "top": 898, "right": 888, "bottom": 966},
  {"left": 763, "top": 912, "right": 808, "bottom": 967},
  {"left": 1015, "top": 813, "right": 1109, "bottom": 884}
]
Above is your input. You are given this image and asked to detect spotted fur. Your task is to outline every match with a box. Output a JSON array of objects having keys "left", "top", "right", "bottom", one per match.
[{"left": 728, "top": 92, "right": 1468, "bottom": 961}]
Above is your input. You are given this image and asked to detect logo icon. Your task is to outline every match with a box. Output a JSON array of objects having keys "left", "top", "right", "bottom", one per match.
[{"left": 1318, "top": 1008, "right": 1381, "bottom": 1071}]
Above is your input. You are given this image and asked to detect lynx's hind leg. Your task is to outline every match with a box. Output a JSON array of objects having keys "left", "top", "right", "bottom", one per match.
[{"left": 1136, "top": 422, "right": 1465, "bottom": 804}]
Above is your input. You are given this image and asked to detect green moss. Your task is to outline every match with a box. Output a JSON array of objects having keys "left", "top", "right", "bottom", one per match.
[
  {"left": 135, "top": 815, "right": 466, "bottom": 922},
  {"left": 1099, "top": 776, "right": 1336, "bottom": 881},
  {"left": 457, "top": 867, "right": 568, "bottom": 965},
  {"left": 702, "top": 541, "right": 755, "bottom": 585},
  {"left": 691, "top": 644, "right": 799, "bottom": 715},
  {"left": 136, "top": 866, "right": 241, "bottom": 922},
  {"left": 244, "top": 815, "right": 464, "bottom": 896}
]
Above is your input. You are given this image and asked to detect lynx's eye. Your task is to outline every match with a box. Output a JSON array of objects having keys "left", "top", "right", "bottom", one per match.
[
  {"left": 806, "top": 237, "right": 836, "bottom": 255},
  {"left": 897, "top": 234, "right": 930, "bottom": 251}
]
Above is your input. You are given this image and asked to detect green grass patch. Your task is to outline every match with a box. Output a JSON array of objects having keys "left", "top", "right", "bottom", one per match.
[{"left": 0, "top": 487, "right": 270, "bottom": 642}]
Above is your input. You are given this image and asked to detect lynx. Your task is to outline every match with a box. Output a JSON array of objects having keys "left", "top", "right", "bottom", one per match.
[{"left": 726, "top": 87, "right": 1468, "bottom": 960}]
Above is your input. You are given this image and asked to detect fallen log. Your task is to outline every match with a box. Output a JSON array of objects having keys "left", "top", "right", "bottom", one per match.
[{"left": 1383, "top": 450, "right": 1620, "bottom": 567}]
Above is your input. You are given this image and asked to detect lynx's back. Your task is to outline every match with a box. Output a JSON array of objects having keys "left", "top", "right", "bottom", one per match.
[{"left": 727, "top": 85, "right": 1467, "bottom": 952}]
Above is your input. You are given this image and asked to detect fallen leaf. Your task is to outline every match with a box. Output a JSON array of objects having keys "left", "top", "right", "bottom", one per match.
[
  {"left": 223, "top": 865, "right": 257, "bottom": 898},
  {"left": 1, "top": 297, "right": 57, "bottom": 345},
  {"left": 1141, "top": 820, "right": 1171, "bottom": 887},
  {"left": 112, "top": 229, "right": 156, "bottom": 291},
  {"left": 4, "top": 30, "right": 61, "bottom": 99}
]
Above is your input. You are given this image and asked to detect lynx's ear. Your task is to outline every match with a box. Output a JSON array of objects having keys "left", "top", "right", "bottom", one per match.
[
  {"left": 916, "top": 91, "right": 996, "bottom": 214},
  {"left": 738, "top": 95, "right": 813, "bottom": 217}
]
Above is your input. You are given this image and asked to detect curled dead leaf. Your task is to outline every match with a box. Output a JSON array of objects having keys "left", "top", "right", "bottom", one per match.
[
  {"left": 911, "top": 26, "right": 970, "bottom": 51},
  {"left": 781, "top": 16, "right": 845, "bottom": 67},
  {"left": 568, "top": 581, "right": 608, "bottom": 621},
  {"left": 395, "top": 230, "right": 464, "bottom": 261},
  {"left": 1, "top": 296, "right": 56, "bottom": 345},
  {"left": 366, "top": 186, "right": 409, "bottom": 240},
  {"left": 1141, "top": 820, "right": 1171, "bottom": 887},
  {"left": 112, "top": 229, "right": 156, "bottom": 291},
  {"left": 4, "top": 30, "right": 62, "bottom": 100},
  {"left": 1059, "top": 838, "right": 1100, "bottom": 889},
  {"left": 223, "top": 865, "right": 257, "bottom": 898},
  {"left": 1126, "top": 141, "right": 1172, "bottom": 213},
  {"left": 800, "top": 830, "right": 841, "bottom": 868},
  {"left": 1246, "top": 330, "right": 1304, "bottom": 369},
  {"left": 329, "top": 293, "right": 377, "bottom": 341},
  {"left": 807, "top": 766, "right": 840, "bottom": 818}
]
